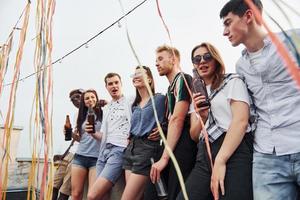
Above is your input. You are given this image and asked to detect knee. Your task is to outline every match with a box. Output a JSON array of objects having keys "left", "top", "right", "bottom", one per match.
[
  {"left": 87, "top": 191, "right": 97, "bottom": 200},
  {"left": 71, "top": 190, "right": 82, "bottom": 200}
]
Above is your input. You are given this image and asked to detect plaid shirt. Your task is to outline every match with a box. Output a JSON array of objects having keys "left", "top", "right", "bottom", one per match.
[{"left": 203, "top": 73, "right": 258, "bottom": 142}]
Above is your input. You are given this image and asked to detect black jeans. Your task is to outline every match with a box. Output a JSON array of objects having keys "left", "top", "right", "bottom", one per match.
[
  {"left": 177, "top": 133, "right": 253, "bottom": 200},
  {"left": 144, "top": 126, "right": 197, "bottom": 200},
  {"left": 167, "top": 126, "right": 198, "bottom": 200}
]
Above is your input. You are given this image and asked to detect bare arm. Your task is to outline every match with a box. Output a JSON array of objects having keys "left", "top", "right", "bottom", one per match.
[
  {"left": 190, "top": 112, "right": 202, "bottom": 143},
  {"left": 215, "top": 100, "right": 249, "bottom": 163},
  {"left": 211, "top": 100, "right": 249, "bottom": 198},
  {"left": 189, "top": 93, "right": 209, "bottom": 142},
  {"left": 150, "top": 100, "right": 189, "bottom": 182},
  {"left": 163, "top": 100, "right": 189, "bottom": 157}
]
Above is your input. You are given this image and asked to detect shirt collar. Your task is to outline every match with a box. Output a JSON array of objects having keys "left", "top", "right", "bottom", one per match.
[{"left": 241, "top": 35, "right": 272, "bottom": 56}]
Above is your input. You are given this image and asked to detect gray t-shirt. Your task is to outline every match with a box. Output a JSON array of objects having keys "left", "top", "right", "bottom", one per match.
[{"left": 76, "top": 120, "right": 101, "bottom": 158}]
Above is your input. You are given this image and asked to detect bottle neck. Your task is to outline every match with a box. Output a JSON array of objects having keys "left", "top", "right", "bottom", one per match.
[{"left": 88, "top": 107, "right": 94, "bottom": 114}]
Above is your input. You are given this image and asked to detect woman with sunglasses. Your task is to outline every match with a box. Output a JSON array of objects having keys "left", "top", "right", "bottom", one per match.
[
  {"left": 71, "top": 89, "right": 103, "bottom": 200},
  {"left": 177, "top": 42, "right": 253, "bottom": 200},
  {"left": 121, "top": 66, "right": 166, "bottom": 200}
]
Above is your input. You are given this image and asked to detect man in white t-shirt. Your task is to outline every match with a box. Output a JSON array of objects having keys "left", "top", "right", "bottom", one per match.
[{"left": 87, "top": 73, "right": 131, "bottom": 200}]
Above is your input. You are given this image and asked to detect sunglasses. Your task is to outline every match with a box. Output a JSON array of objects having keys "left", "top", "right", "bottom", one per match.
[
  {"left": 192, "top": 53, "right": 213, "bottom": 65},
  {"left": 130, "top": 72, "right": 145, "bottom": 78}
]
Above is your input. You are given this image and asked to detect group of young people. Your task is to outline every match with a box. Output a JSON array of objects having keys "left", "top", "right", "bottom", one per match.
[{"left": 53, "top": 0, "right": 300, "bottom": 199}]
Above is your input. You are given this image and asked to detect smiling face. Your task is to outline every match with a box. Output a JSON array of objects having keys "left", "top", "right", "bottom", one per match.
[
  {"left": 192, "top": 46, "right": 217, "bottom": 82},
  {"left": 132, "top": 68, "right": 150, "bottom": 89},
  {"left": 83, "top": 91, "right": 97, "bottom": 108},
  {"left": 105, "top": 75, "right": 122, "bottom": 100},
  {"left": 70, "top": 92, "right": 82, "bottom": 108}
]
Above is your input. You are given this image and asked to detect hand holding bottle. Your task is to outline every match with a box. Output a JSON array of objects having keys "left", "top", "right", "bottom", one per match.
[
  {"left": 86, "top": 106, "right": 95, "bottom": 134},
  {"left": 85, "top": 122, "right": 95, "bottom": 134},
  {"left": 192, "top": 68, "right": 210, "bottom": 108},
  {"left": 150, "top": 158, "right": 168, "bottom": 200},
  {"left": 192, "top": 93, "right": 209, "bottom": 121}
]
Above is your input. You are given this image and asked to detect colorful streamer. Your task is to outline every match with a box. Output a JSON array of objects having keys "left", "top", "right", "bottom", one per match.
[
  {"left": 3, "top": 0, "right": 149, "bottom": 88},
  {"left": 26, "top": 0, "right": 56, "bottom": 199},
  {"left": 0, "top": 2, "right": 31, "bottom": 200},
  {"left": 118, "top": 1, "right": 192, "bottom": 199},
  {"left": 155, "top": 2, "right": 215, "bottom": 199},
  {"left": 244, "top": 0, "right": 300, "bottom": 88}
]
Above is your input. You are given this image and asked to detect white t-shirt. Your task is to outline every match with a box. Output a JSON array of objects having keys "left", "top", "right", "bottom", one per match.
[
  {"left": 100, "top": 96, "right": 132, "bottom": 148},
  {"left": 206, "top": 78, "right": 250, "bottom": 131}
]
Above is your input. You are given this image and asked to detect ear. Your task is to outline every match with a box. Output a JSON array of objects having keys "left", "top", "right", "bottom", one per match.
[
  {"left": 170, "top": 56, "right": 176, "bottom": 65},
  {"left": 244, "top": 9, "right": 255, "bottom": 24}
]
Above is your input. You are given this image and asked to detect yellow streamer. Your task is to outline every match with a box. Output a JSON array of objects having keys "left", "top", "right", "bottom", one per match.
[{"left": 0, "top": 2, "right": 31, "bottom": 200}]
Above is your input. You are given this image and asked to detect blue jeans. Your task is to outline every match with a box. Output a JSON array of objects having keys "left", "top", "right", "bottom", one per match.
[{"left": 253, "top": 151, "right": 300, "bottom": 200}]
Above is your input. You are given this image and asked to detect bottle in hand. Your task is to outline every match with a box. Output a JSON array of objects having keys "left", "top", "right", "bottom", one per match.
[
  {"left": 150, "top": 158, "right": 168, "bottom": 200},
  {"left": 87, "top": 106, "right": 95, "bottom": 134},
  {"left": 192, "top": 68, "right": 210, "bottom": 108},
  {"left": 64, "top": 115, "right": 72, "bottom": 141}
]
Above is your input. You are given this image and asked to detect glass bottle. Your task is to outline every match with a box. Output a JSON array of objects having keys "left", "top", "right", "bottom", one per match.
[
  {"left": 150, "top": 158, "right": 168, "bottom": 200},
  {"left": 192, "top": 68, "right": 210, "bottom": 107},
  {"left": 87, "top": 106, "right": 95, "bottom": 133},
  {"left": 64, "top": 115, "right": 72, "bottom": 141}
]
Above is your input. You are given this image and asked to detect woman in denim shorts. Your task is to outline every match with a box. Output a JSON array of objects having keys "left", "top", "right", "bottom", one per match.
[
  {"left": 121, "top": 66, "right": 167, "bottom": 200},
  {"left": 71, "top": 89, "right": 103, "bottom": 200}
]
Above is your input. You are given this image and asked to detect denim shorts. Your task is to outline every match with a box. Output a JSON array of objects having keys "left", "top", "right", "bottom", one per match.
[
  {"left": 72, "top": 153, "right": 97, "bottom": 169},
  {"left": 96, "top": 143, "right": 125, "bottom": 184},
  {"left": 123, "top": 137, "right": 162, "bottom": 176}
]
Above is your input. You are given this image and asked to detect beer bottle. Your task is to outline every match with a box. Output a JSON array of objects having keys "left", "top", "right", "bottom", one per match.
[
  {"left": 192, "top": 68, "right": 210, "bottom": 108},
  {"left": 150, "top": 158, "right": 168, "bottom": 200},
  {"left": 64, "top": 115, "right": 72, "bottom": 141},
  {"left": 87, "top": 106, "right": 95, "bottom": 134}
]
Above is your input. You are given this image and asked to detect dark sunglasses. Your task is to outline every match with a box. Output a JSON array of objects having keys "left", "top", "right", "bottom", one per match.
[{"left": 192, "top": 53, "right": 213, "bottom": 64}]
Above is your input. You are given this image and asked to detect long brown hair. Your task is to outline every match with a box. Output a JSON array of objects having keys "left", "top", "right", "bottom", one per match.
[
  {"left": 132, "top": 66, "right": 155, "bottom": 108},
  {"left": 76, "top": 89, "right": 103, "bottom": 135},
  {"left": 191, "top": 42, "right": 225, "bottom": 90}
]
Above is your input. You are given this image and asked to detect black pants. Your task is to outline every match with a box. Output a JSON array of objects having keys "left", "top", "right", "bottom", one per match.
[
  {"left": 144, "top": 126, "right": 197, "bottom": 200},
  {"left": 167, "top": 126, "right": 198, "bottom": 200},
  {"left": 177, "top": 133, "right": 253, "bottom": 200}
]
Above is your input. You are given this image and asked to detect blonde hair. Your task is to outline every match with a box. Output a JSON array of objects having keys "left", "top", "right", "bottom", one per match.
[{"left": 156, "top": 45, "right": 180, "bottom": 61}]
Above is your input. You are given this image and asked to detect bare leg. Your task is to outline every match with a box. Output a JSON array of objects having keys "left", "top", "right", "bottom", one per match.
[
  {"left": 124, "top": 170, "right": 131, "bottom": 183},
  {"left": 87, "top": 177, "right": 113, "bottom": 200},
  {"left": 121, "top": 173, "right": 148, "bottom": 200},
  {"left": 88, "top": 167, "right": 97, "bottom": 191},
  {"left": 71, "top": 166, "right": 87, "bottom": 200}
]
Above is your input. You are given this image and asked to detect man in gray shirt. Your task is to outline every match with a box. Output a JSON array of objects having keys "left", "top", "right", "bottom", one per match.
[{"left": 220, "top": 0, "right": 300, "bottom": 199}]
